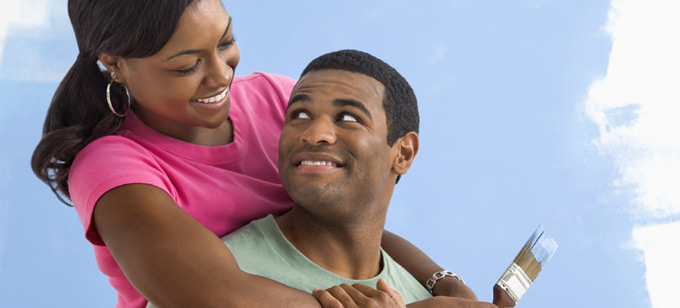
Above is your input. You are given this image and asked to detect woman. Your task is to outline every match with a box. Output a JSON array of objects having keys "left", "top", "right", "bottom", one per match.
[{"left": 31, "top": 0, "right": 473, "bottom": 307}]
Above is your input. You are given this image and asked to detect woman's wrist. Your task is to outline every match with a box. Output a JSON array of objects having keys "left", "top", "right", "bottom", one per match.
[{"left": 430, "top": 272, "right": 477, "bottom": 300}]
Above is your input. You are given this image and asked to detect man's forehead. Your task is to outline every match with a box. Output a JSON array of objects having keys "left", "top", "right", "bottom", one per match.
[{"left": 290, "top": 69, "right": 384, "bottom": 106}]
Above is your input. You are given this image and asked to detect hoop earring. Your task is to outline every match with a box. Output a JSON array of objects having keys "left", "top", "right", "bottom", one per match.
[{"left": 106, "top": 79, "right": 131, "bottom": 117}]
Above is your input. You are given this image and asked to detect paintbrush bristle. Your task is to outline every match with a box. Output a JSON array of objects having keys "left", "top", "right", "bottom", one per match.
[{"left": 512, "top": 226, "right": 558, "bottom": 282}]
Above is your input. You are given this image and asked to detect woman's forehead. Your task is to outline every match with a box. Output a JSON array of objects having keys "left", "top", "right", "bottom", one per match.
[{"left": 154, "top": 0, "right": 231, "bottom": 59}]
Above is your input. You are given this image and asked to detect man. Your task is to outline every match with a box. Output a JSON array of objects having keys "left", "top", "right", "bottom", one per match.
[{"left": 221, "top": 50, "right": 497, "bottom": 307}]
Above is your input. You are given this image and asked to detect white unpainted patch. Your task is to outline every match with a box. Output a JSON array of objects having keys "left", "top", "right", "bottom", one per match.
[
  {"left": 633, "top": 222, "right": 680, "bottom": 308},
  {"left": 585, "top": 0, "right": 680, "bottom": 307}
]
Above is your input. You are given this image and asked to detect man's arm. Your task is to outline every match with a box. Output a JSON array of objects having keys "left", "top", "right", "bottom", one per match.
[
  {"left": 381, "top": 230, "right": 477, "bottom": 299},
  {"left": 94, "top": 184, "right": 322, "bottom": 308}
]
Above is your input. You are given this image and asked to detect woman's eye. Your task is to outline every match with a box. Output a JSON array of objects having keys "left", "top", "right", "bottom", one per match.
[
  {"left": 218, "top": 37, "right": 236, "bottom": 49},
  {"left": 339, "top": 114, "right": 358, "bottom": 122},
  {"left": 176, "top": 59, "right": 201, "bottom": 74},
  {"left": 292, "top": 111, "right": 311, "bottom": 119}
]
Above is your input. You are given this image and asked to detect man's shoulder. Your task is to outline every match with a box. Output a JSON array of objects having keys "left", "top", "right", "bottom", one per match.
[
  {"left": 381, "top": 250, "right": 433, "bottom": 303},
  {"left": 221, "top": 215, "right": 314, "bottom": 286},
  {"left": 222, "top": 215, "right": 274, "bottom": 246}
]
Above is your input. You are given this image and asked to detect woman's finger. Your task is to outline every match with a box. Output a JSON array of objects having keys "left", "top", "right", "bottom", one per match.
[
  {"left": 346, "top": 283, "right": 401, "bottom": 308},
  {"left": 314, "top": 285, "right": 359, "bottom": 308},
  {"left": 376, "top": 279, "right": 405, "bottom": 307},
  {"left": 313, "top": 288, "right": 345, "bottom": 308}
]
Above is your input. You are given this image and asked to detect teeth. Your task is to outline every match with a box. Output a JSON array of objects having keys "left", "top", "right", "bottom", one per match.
[
  {"left": 300, "top": 160, "right": 338, "bottom": 167},
  {"left": 196, "top": 88, "right": 228, "bottom": 104}
]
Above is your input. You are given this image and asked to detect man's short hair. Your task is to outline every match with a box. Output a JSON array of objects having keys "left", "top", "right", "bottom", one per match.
[{"left": 300, "top": 49, "right": 419, "bottom": 146}]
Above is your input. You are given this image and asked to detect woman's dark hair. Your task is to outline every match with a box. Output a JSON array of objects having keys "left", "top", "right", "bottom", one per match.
[{"left": 31, "top": 0, "right": 195, "bottom": 205}]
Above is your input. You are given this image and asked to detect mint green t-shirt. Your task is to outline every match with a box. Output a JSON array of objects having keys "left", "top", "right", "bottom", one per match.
[{"left": 222, "top": 215, "right": 432, "bottom": 304}]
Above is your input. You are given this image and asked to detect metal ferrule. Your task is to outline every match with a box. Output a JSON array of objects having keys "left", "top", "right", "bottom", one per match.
[{"left": 496, "top": 262, "right": 533, "bottom": 303}]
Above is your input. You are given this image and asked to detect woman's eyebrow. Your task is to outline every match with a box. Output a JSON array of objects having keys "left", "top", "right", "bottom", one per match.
[{"left": 165, "top": 17, "right": 233, "bottom": 61}]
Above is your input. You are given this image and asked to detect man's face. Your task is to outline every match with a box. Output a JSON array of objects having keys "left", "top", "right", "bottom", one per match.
[{"left": 279, "top": 69, "right": 397, "bottom": 215}]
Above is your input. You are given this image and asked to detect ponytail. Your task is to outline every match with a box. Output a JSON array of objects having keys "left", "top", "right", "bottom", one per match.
[
  {"left": 33, "top": 0, "right": 195, "bottom": 205},
  {"left": 31, "top": 56, "right": 126, "bottom": 205}
]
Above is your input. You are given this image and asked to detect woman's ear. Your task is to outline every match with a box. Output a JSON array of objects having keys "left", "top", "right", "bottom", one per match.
[
  {"left": 97, "top": 52, "right": 124, "bottom": 82},
  {"left": 392, "top": 131, "right": 419, "bottom": 176}
]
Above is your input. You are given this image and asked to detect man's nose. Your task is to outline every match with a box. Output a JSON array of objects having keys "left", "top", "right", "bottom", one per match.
[{"left": 301, "top": 117, "right": 337, "bottom": 145}]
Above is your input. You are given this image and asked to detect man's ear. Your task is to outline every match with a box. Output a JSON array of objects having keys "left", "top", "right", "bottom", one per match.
[
  {"left": 98, "top": 52, "right": 126, "bottom": 83},
  {"left": 392, "top": 131, "right": 419, "bottom": 176}
]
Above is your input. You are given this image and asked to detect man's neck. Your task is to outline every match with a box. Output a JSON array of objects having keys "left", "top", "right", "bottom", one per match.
[{"left": 275, "top": 207, "right": 386, "bottom": 280}]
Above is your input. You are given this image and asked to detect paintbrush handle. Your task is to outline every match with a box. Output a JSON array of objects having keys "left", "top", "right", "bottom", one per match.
[{"left": 493, "top": 284, "right": 516, "bottom": 307}]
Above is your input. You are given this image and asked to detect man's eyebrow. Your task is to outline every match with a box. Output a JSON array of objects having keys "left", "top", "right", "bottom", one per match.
[
  {"left": 287, "top": 93, "right": 311, "bottom": 110},
  {"left": 333, "top": 99, "right": 372, "bottom": 120},
  {"left": 165, "top": 17, "right": 233, "bottom": 61},
  {"left": 287, "top": 95, "right": 373, "bottom": 120}
]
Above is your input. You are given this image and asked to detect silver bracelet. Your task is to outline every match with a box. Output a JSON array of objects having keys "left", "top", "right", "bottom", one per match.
[{"left": 425, "top": 270, "right": 465, "bottom": 294}]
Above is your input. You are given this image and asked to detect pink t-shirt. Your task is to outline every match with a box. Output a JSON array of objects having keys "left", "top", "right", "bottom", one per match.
[{"left": 70, "top": 72, "right": 296, "bottom": 308}]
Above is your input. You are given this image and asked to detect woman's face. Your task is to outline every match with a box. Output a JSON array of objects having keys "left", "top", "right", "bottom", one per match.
[{"left": 107, "top": 0, "right": 240, "bottom": 144}]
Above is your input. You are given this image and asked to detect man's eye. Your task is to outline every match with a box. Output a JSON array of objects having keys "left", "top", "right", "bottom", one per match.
[
  {"left": 339, "top": 114, "right": 358, "bottom": 122},
  {"left": 293, "top": 111, "right": 311, "bottom": 119}
]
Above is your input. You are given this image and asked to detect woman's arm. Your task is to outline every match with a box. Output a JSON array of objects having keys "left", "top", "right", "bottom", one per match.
[
  {"left": 312, "top": 280, "right": 497, "bottom": 308},
  {"left": 94, "top": 183, "right": 322, "bottom": 308},
  {"left": 381, "top": 231, "right": 478, "bottom": 300},
  {"left": 407, "top": 297, "right": 498, "bottom": 308}
]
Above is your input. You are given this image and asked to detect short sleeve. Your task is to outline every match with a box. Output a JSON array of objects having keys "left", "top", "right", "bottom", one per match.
[
  {"left": 69, "top": 136, "right": 173, "bottom": 245},
  {"left": 257, "top": 72, "right": 297, "bottom": 111}
]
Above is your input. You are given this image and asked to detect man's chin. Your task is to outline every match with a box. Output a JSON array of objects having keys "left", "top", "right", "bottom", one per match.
[{"left": 287, "top": 186, "right": 344, "bottom": 209}]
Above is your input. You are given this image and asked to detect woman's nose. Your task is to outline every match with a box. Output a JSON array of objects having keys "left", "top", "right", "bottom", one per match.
[{"left": 203, "top": 53, "right": 233, "bottom": 89}]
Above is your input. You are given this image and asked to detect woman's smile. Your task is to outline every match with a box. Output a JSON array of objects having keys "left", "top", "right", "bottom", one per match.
[{"left": 193, "top": 87, "right": 229, "bottom": 104}]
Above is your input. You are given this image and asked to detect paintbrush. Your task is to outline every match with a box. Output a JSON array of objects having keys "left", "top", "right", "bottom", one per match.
[{"left": 493, "top": 226, "right": 558, "bottom": 307}]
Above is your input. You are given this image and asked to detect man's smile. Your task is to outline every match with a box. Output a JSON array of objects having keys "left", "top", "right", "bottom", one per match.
[
  {"left": 292, "top": 152, "right": 345, "bottom": 173},
  {"left": 299, "top": 160, "right": 338, "bottom": 167}
]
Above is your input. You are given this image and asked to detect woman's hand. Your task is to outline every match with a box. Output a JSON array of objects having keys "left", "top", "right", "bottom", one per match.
[{"left": 313, "top": 279, "right": 405, "bottom": 308}]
